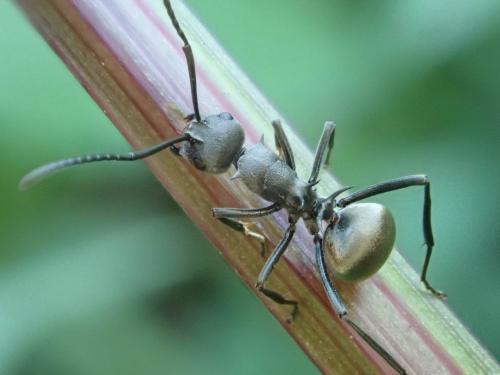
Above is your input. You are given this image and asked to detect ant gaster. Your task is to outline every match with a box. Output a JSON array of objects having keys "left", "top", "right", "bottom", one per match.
[{"left": 19, "top": 1, "right": 446, "bottom": 374}]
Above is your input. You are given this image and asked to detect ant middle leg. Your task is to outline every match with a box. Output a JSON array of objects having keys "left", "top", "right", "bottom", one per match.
[
  {"left": 215, "top": 209, "right": 298, "bottom": 320},
  {"left": 256, "top": 222, "right": 298, "bottom": 322},
  {"left": 337, "top": 174, "right": 445, "bottom": 298}
]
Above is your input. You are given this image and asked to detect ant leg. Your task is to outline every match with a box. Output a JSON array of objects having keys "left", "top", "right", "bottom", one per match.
[
  {"left": 272, "top": 119, "right": 296, "bottom": 170},
  {"left": 324, "top": 122, "right": 336, "bottom": 167},
  {"left": 217, "top": 217, "right": 267, "bottom": 257},
  {"left": 314, "top": 235, "right": 346, "bottom": 316},
  {"left": 19, "top": 134, "right": 188, "bottom": 191},
  {"left": 337, "top": 174, "right": 445, "bottom": 298},
  {"left": 212, "top": 203, "right": 281, "bottom": 219},
  {"left": 256, "top": 222, "right": 298, "bottom": 322},
  {"left": 315, "top": 235, "right": 407, "bottom": 375},
  {"left": 213, "top": 204, "right": 282, "bottom": 256},
  {"left": 163, "top": 0, "right": 201, "bottom": 122},
  {"left": 309, "top": 121, "right": 336, "bottom": 183}
]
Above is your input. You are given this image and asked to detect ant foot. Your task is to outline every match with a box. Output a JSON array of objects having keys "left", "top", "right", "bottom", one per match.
[
  {"left": 285, "top": 304, "right": 299, "bottom": 324},
  {"left": 423, "top": 280, "right": 447, "bottom": 299}
]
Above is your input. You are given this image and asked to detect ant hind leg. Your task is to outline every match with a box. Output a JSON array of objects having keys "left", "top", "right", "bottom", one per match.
[
  {"left": 337, "top": 174, "right": 445, "bottom": 298},
  {"left": 314, "top": 235, "right": 407, "bottom": 375}
]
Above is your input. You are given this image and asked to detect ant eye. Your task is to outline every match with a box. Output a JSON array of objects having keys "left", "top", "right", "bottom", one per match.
[
  {"left": 219, "top": 112, "right": 234, "bottom": 121},
  {"left": 189, "top": 137, "right": 200, "bottom": 145},
  {"left": 289, "top": 195, "right": 303, "bottom": 209}
]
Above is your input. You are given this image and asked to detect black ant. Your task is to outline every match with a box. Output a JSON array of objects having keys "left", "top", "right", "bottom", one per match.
[{"left": 19, "top": 1, "right": 446, "bottom": 374}]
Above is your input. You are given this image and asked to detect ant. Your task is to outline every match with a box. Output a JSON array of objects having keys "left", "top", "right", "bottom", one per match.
[{"left": 19, "top": 1, "right": 446, "bottom": 374}]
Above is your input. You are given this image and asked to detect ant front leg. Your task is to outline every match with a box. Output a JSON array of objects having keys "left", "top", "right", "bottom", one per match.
[
  {"left": 337, "top": 174, "right": 445, "bottom": 298},
  {"left": 212, "top": 204, "right": 282, "bottom": 257},
  {"left": 214, "top": 206, "right": 298, "bottom": 321},
  {"left": 309, "top": 121, "right": 336, "bottom": 183},
  {"left": 217, "top": 218, "right": 267, "bottom": 257},
  {"left": 272, "top": 119, "right": 296, "bottom": 170}
]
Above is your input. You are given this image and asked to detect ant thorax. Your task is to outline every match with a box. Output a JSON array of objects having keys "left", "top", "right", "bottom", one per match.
[
  {"left": 180, "top": 112, "right": 244, "bottom": 173},
  {"left": 234, "top": 140, "right": 321, "bottom": 229}
]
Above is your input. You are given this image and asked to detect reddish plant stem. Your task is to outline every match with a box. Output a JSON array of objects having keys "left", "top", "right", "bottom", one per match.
[{"left": 16, "top": 0, "right": 499, "bottom": 374}]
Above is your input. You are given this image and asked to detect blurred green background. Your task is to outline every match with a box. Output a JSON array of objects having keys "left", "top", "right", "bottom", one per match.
[{"left": 1, "top": 0, "right": 499, "bottom": 374}]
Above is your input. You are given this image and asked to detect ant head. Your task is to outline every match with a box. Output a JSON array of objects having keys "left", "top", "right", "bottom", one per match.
[
  {"left": 181, "top": 112, "right": 244, "bottom": 173},
  {"left": 217, "top": 112, "right": 234, "bottom": 121},
  {"left": 202, "top": 112, "right": 237, "bottom": 126}
]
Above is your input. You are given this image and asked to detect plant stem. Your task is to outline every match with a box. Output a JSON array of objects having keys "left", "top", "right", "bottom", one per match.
[{"left": 16, "top": 0, "right": 499, "bottom": 374}]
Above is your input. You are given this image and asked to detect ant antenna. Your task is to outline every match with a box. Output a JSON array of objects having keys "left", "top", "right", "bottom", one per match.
[
  {"left": 164, "top": 0, "right": 201, "bottom": 122},
  {"left": 19, "top": 134, "right": 188, "bottom": 190}
]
